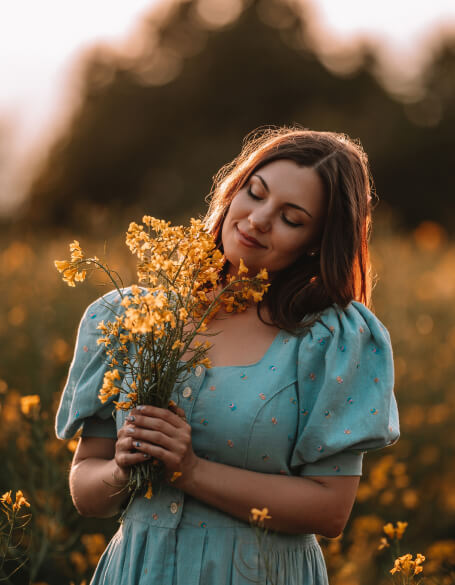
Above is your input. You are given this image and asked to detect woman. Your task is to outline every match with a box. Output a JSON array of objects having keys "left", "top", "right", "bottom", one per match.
[{"left": 56, "top": 127, "right": 399, "bottom": 585}]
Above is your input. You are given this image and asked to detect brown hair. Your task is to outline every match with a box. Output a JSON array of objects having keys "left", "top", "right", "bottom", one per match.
[{"left": 204, "top": 126, "right": 374, "bottom": 333}]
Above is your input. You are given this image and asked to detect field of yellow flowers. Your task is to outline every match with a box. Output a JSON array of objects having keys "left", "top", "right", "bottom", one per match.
[{"left": 1, "top": 218, "right": 454, "bottom": 584}]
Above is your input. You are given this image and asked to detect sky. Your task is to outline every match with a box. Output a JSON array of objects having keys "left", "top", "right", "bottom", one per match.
[{"left": 0, "top": 0, "right": 454, "bottom": 214}]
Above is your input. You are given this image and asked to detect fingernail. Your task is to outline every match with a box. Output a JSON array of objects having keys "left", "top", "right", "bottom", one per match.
[
  {"left": 126, "top": 415, "right": 135, "bottom": 422},
  {"left": 135, "top": 441, "right": 141, "bottom": 448},
  {"left": 143, "top": 453, "right": 151, "bottom": 459},
  {"left": 126, "top": 426, "right": 135, "bottom": 434},
  {"left": 137, "top": 405, "right": 145, "bottom": 411}
]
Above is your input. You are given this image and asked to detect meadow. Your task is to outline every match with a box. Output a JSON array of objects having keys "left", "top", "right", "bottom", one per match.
[{"left": 1, "top": 217, "right": 454, "bottom": 584}]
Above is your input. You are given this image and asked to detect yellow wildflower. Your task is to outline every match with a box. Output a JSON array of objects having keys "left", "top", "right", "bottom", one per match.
[
  {"left": 144, "top": 481, "right": 153, "bottom": 499},
  {"left": 13, "top": 490, "right": 30, "bottom": 512},
  {"left": 20, "top": 394, "right": 41, "bottom": 417},
  {"left": 1, "top": 490, "right": 12, "bottom": 505},
  {"left": 198, "top": 357, "right": 212, "bottom": 369},
  {"left": 383, "top": 522, "right": 396, "bottom": 539},
  {"left": 378, "top": 537, "right": 390, "bottom": 550},
  {"left": 390, "top": 553, "right": 425, "bottom": 576},
  {"left": 383, "top": 521, "right": 408, "bottom": 540},
  {"left": 396, "top": 521, "right": 408, "bottom": 539},
  {"left": 250, "top": 507, "right": 272, "bottom": 523},
  {"left": 67, "top": 439, "right": 78, "bottom": 453},
  {"left": 179, "top": 307, "right": 188, "bottom": 321},
  {"left": 114, "top": 400, "right": 133, "bottom": 411},
  {"left": 69, "top": 240, "right": 84, "bottom": 261},
  {"left": 238, "top": 258, "right": 249, "bottom": 275},
  {"left": 170, "top": 472, "right": 182, "bottom": 482},
  {"left": 54, "top": 260, "right": 71, "bottom": 272},
  {"left": 255, "top": 268, "right": 268, "bottom": 281}
]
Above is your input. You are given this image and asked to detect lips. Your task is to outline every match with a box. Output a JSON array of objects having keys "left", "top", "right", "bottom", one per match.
[{"left": 236, "top": 225, "right": 266, "bottom": 248}]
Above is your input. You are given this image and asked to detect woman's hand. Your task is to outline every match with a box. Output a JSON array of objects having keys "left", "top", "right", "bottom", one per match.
[{"left": 119, "top": 405, "right": 199, "bottom": 484}]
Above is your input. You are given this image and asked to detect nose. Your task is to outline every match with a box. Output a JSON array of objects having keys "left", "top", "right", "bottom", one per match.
[{"left": 248, "top": 209, "right": 271, "bottom": 233}]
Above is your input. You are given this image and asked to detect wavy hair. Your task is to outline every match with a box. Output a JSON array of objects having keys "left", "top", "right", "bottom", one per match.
[{"left": 204, "top": 126, "right": 374, "bottom": 332}]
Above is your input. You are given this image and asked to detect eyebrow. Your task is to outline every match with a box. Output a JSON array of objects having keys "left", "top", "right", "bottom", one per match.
[{"left": 254, "top": 173, "right": 313, "bottom": 218}]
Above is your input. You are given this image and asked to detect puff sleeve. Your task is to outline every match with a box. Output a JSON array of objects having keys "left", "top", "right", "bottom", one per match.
[
  {"left": 290, "top": 301, "right": 399, "bottom": 477},
  {"left": 55, "top": 290, "right": 125, "bottom": 440}
]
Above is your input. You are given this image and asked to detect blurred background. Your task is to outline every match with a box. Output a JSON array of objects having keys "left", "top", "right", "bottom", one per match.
[{"left": 1, "top": 0, "right": 454, "bottom": 583}]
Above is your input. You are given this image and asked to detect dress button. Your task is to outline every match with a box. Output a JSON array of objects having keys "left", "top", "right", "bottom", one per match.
[
  {"left": 182, "top": 386, "right": 192, "bottom": 398},
  {"left": 195, "top": 365, "right": 203, "bottom": 377},
  {"left": 170, "top": 502, "right": 179, "bottom": 514}
]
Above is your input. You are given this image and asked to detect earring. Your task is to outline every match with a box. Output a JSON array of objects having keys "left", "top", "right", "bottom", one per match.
[{"left": 308, "top": 250, "right": 318, "bottom": 257}]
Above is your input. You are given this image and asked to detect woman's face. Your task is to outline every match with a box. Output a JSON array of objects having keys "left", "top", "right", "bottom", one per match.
[{"left": 221, "top": 159, "right": 327, "bottom": 277}]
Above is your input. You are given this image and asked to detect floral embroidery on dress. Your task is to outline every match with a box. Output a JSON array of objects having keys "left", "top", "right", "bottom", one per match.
[
  {"left": 344, "top": 429, "right": 352, "bottom": 434},
  {"left": 317, "top": 445, "right": 324, "bottom": 453},
  {"left": 271, "top": 417, "right": 277, "bottom": 424},
  {"left": 259, "top": 393, "right": 266, "bottom": 400},
  {"left": 370, "top": 408, "right": 378, "bottom": 415},
  {"left": 347, "top": 396, "right": 354, "bottom": 404},
  {"left": 83, "top": 345, "right": 88, "bottom": 352},
  {"left": 240, "top": 373, "right": 247, "bottom": 380},
  {"left": 374, "top": 377, "right": 379, "bottom": 383},
  {"left": 269, "top": 365, "right": 277, "bottom": 371},
  {"left": 300, "top": 409, "right": 309, "bottom": 416},
  {"left": 262, "top": 455, "right": 270, "bottom": 461},
  {"left": 74, "top": 410, "right": 80, "bottom": 418},
  {"left": 317, "top": 338, "right": 326, "bottom": 346},
  {"left": 333, "top": 465, "right": 340, "bottom": 472},
  {"left": 309, "top": 372, "right": 316, "bottom": 380},
  {"left": 228, "top": 402, "right": 236, "bottom": 411},
  {"left": 359, "top": 326, "right": 364, "bottom": 333},
  {"left": 290, "top": 397, "right": 297, "bottom": 405},
  {"left": 209, "top": 385, "right": 216, "bottom": 391},
  {"left": 336, "top": 376, "right": 343, "bottom": 384},
  {"left": 227, "top": 440, "right": 234, "bottom": 447},
  {"left": 199, "top": 521, "right": 207, "bottom": 528},
  {"left": 89, "top": 312, "right": 97, "bottom": 319},
  {"left": 324, "top": 410, "right": 330, "bottom": 417},
  {"left": 200, "top": 419, "right": 208, "bottom": 426},
  {"left": 339, "top": 345, "right": 346, "bottom": 352},
  {"left": 152, "top": 513, "right": 158, "bottom": 520},
  {"left": 372, "top": 347, "right": 379, "bottom": 354}
]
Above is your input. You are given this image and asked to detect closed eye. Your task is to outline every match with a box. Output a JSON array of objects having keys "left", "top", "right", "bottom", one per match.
[
  {"left": 247, "top": 185, "right": 303, "bottom": 228},
  {"left": 281, "top": 214, "right": 303, "bottom": 228},
  {"left": 247, "top": 186, "right": 262, "bottom": 200}
]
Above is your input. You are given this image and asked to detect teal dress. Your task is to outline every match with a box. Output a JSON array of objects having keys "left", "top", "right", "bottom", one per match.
[{"left": 56, "top": 289, "right": 399, "bottom": 585}]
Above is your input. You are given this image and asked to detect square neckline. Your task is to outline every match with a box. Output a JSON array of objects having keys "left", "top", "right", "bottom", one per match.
[{"left": 206, "top": 329, "right": 286, "bottom": 370}]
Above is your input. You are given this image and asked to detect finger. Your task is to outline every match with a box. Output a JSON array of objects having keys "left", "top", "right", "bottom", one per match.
[
  {"left": 133, "top": 441, "right": 182, "bottom": 469},
  {"left": 128, "top": 412, "right": 185, "bottom": 435},
  {"left": 115, "top": 445, "right": 152, "bottom": 469},
  {"left": 130, "top": 406, "right": 185, "bottom": 428},
  {"left": 128, "top": 427, "right": 187, "bottom": 452},
  {"left": 168, "top": 402, "right": 187, "bottom": 422}
]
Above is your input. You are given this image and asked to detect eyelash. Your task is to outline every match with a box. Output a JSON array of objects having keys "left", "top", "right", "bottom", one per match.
[{"left": 246, "top": 186, "right": 302, "bottom": 228}]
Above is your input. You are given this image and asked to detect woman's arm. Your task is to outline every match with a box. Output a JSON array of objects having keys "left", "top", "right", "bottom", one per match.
[
  {"left": 178, "top": 459, "right": 359, "bottom": 537},
  {"left": 69, "top": 421, "right": 152, "bottom": 518},
  {"left": 126, "top": 405, "right": 360, "bottom": 537}
]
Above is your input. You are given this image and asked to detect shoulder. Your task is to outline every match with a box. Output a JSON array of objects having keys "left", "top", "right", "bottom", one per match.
[
  {"left": 296, "top": 301, "right": 393, "bottom": 383},
  {"left": 300, "top": 301, "right": 391, "bottom": 347}
]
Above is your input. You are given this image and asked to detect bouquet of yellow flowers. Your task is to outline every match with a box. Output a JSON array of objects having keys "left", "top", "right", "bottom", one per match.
[{"left": 55, "top": 216, "right": 269, "bottom": 510}]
